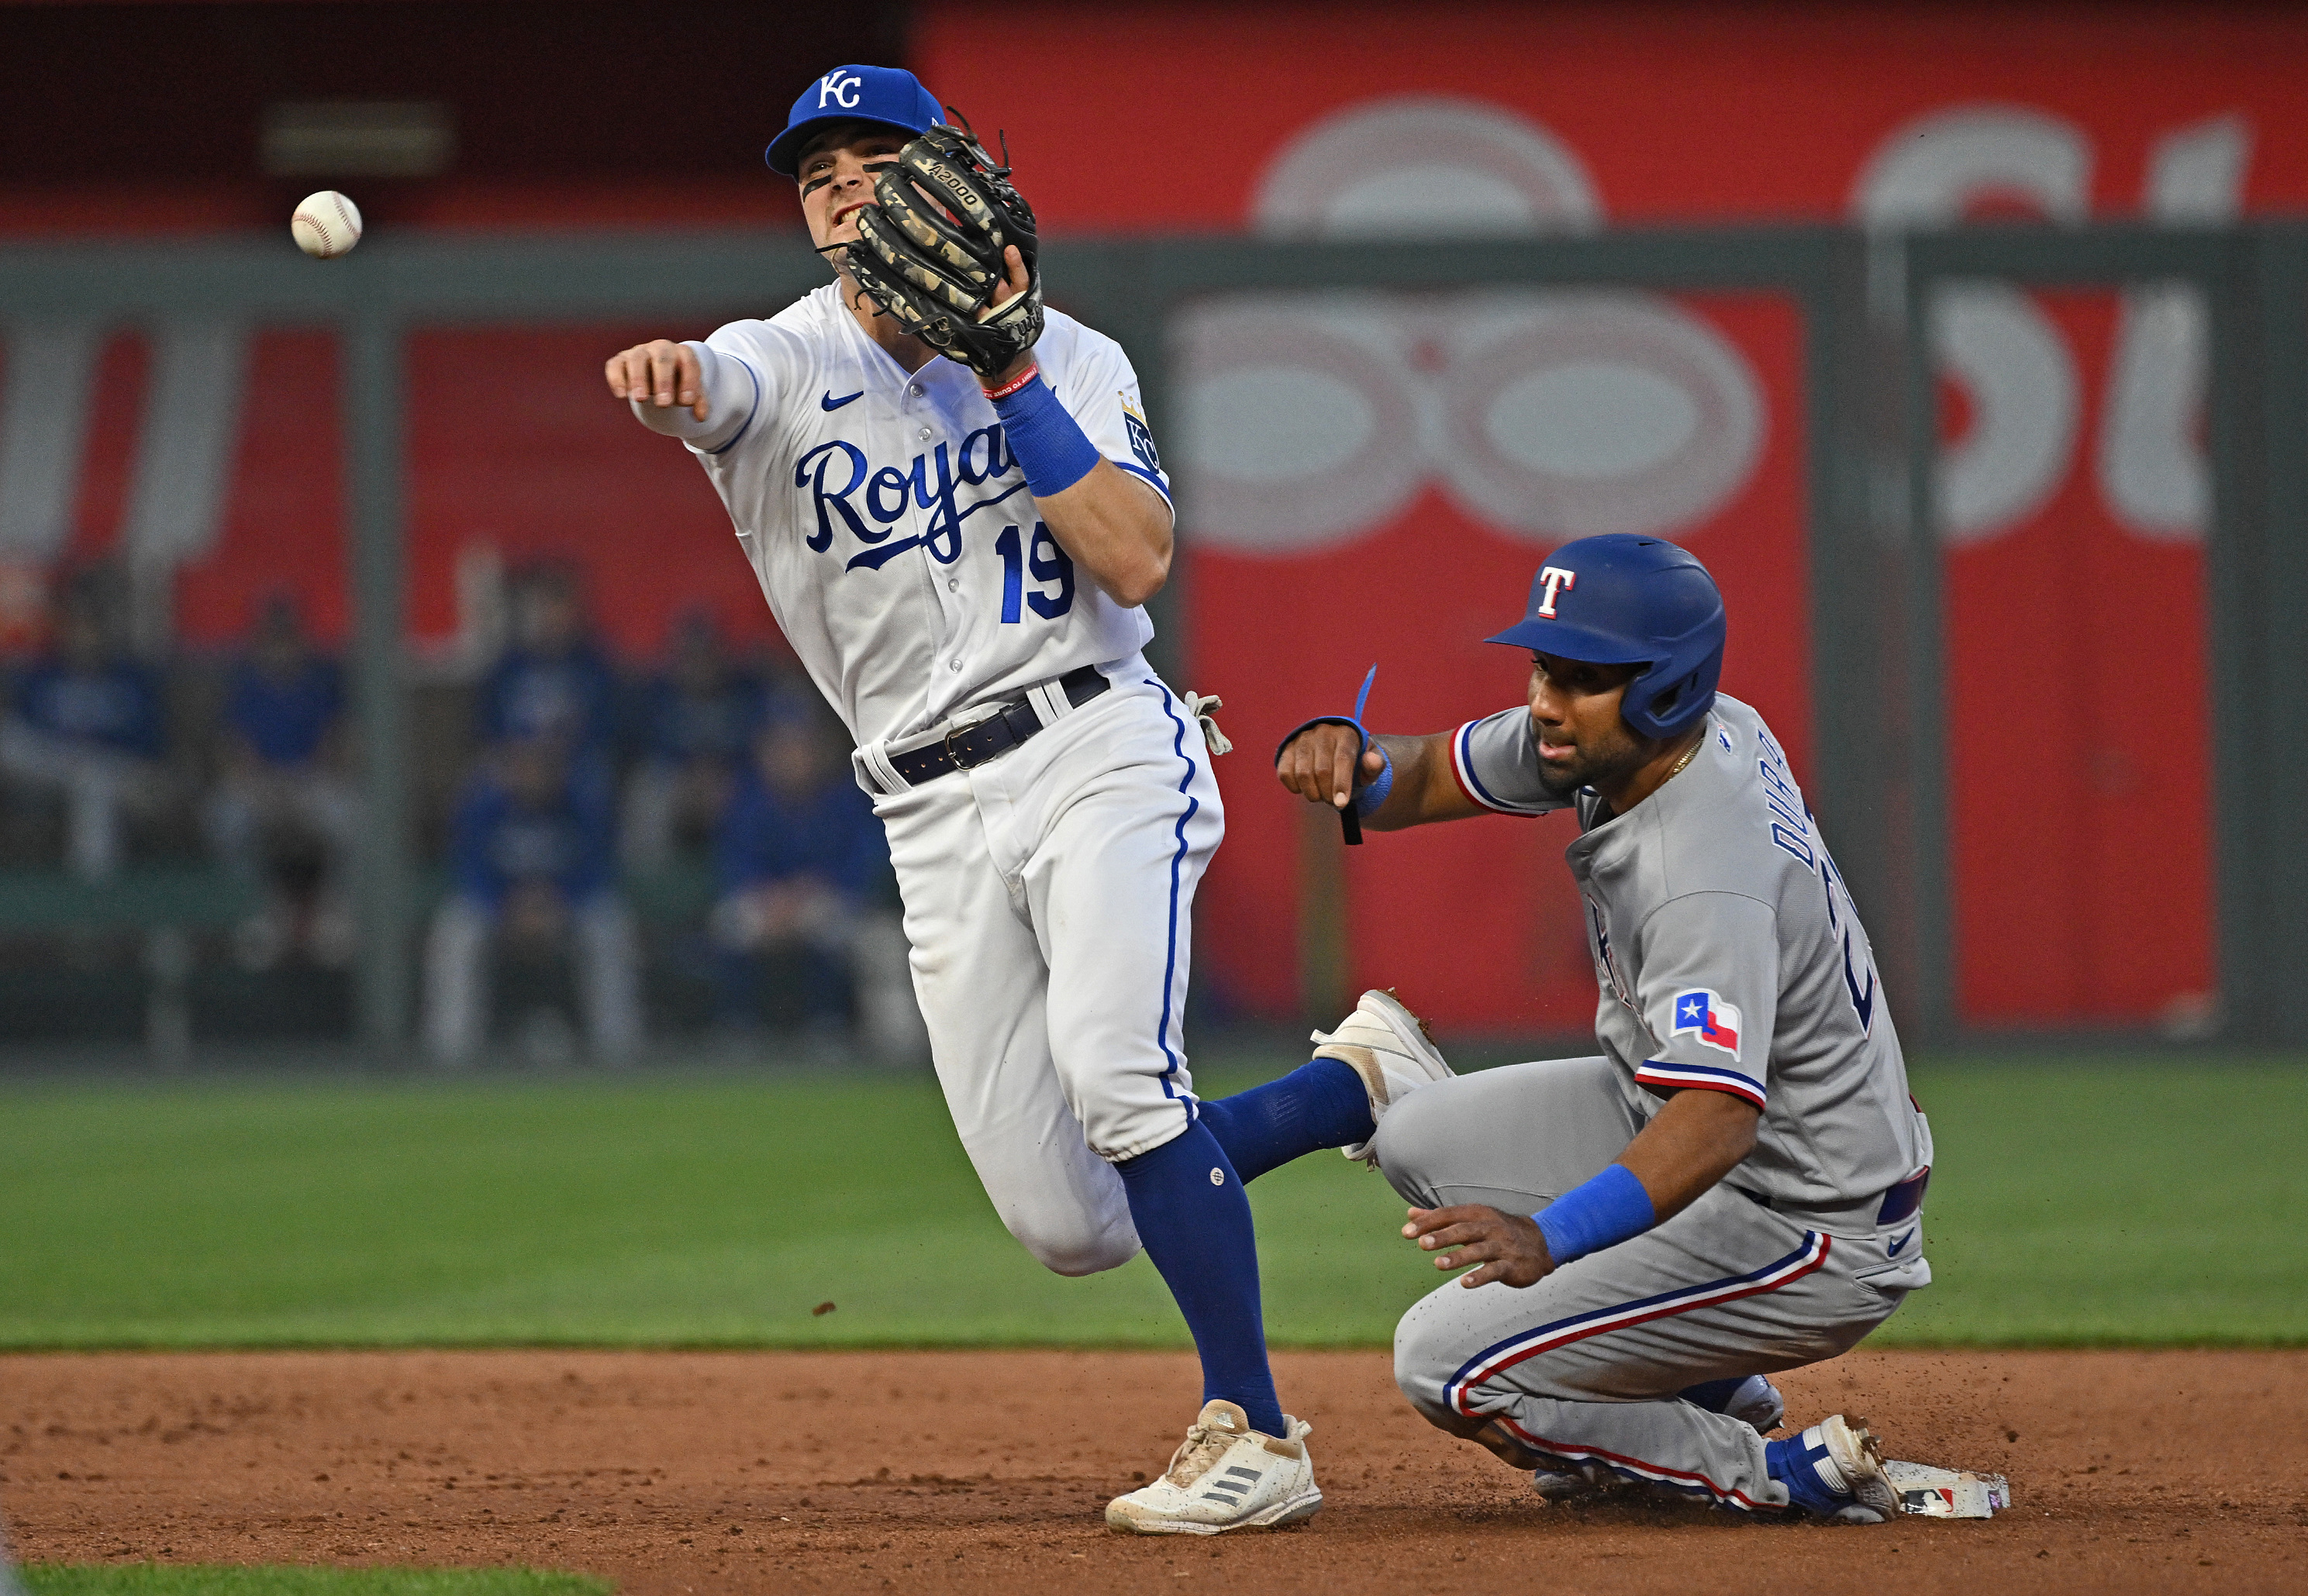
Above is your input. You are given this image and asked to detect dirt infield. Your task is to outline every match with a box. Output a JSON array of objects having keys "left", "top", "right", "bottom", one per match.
[{"left": 3, "top": 1349, "right": 2303, "bottom": 1594}]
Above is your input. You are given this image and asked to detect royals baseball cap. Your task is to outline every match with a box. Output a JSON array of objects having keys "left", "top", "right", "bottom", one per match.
[{"left": 766, "top": 65, "right": 944, "bottom": 176}]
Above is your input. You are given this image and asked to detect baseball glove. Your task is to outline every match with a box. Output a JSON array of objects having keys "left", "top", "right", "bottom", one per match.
[{"left": 843, "top": 115, "right": 1044, "bottom": 377}]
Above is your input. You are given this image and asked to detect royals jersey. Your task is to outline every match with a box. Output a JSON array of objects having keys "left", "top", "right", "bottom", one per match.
[
  {"left": 636, "top": 285, "right": 1170, "bottom": 748},
  {"left": 1452, "top": 694, "right": 1930, "bottom": 1210}
]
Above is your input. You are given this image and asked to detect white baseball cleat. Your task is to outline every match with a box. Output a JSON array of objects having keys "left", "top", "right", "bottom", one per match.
[
  {"left": 1104, "top": 1400, "right": 1323, "bottom": 1535},
  {"left": 1311, "top": 988, "right": 1453, "bottom": 1165}
]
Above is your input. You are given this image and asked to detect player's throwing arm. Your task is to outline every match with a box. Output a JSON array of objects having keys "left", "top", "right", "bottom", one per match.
[{"left": 599, "top": 64, "right": 1337, "bottom": 1539}]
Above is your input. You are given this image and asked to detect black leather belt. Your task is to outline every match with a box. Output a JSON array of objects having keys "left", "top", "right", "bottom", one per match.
[
  {"left": 885, "top": 665, "right": 1109, "bottom": 787},
  {"left": 1734, "top": 1167, "right": 1930, "bottom": 1227}
]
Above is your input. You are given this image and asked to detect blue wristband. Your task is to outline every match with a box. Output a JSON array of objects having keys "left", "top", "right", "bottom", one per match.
[
  {"left": 1353, "top": 741, "right": 1395, "bottom": 815},
  {"left": 1534, "top": 1163, "right": 1656, "bottom": 1267},
  {"left": 989, "top": 373, "right": 1102, "bottom": 498}
]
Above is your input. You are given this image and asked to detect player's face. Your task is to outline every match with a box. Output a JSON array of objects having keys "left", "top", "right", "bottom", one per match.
[
  {"left": 1526, "top": 652, "right": 1644, "bottom": 797},
  {"left": 795, "top": 124, "right": 909, "bottom": 252}
]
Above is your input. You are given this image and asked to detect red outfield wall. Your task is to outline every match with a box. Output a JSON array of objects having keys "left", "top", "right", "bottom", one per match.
[
  {"left": 917, "top": 0, "right": 2308, "bottom": 1030},
  {"left": 9, "top": 3, "right": 2298, "bottom": 1032}
]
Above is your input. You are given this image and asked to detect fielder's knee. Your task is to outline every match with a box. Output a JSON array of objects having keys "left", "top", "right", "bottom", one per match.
[{"left": 1006, "top": 1211, "right": 1139, "bottom": 1278}]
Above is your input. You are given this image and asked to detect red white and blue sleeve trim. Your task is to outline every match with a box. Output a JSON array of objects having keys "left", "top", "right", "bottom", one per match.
[
  {"left": 1633, "top": 1058, "right": 1767, "bottom": 1109},
  {"left": 1444, "top": 1230, "right": 1832, "bottom": 1510},
  {"left": 1449, "top": 719, "right": 1553, "bottom": 816}
]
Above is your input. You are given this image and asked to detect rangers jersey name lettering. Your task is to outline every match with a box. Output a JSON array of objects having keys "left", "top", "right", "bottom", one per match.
[{"left": 795, "top": 426, "right": 1031, "bottom": 572}]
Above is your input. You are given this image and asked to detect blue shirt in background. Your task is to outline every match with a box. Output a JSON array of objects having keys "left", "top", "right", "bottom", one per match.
[
  {"left": 448, "top": 764, "right": 617, "bottom": 911},
  {"left": 12, "top": 660, "right": 165, "bottom": 758},
  {"left": 636, "top": 670, "right": 764, "bottom": 765},
  {"left": 476, "top": 645, "right": 619, "bottom": 752},
  {"left": 225, "top": 657, "right": 343, "bottom": 767},
  {"left": 716, "top": 771, "right": 888, "bottom": 901}
]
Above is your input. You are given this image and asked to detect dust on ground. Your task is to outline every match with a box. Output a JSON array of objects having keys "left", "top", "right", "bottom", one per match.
[{"left": 5, "top": 1349, "right": 2304, "bottom": 1594}]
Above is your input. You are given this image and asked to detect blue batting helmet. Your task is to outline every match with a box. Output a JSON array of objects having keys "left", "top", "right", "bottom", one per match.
[
  {"left": 766, "top": 65, "right": 944, "bottom": 176},
  {"left": 1486, "top": 533, "right": 1727, "bottom": 739}
]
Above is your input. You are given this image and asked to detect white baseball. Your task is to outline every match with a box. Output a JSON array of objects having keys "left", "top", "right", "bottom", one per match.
[{"left": 291, "top": 191, "right": 363, "bottom": 259}]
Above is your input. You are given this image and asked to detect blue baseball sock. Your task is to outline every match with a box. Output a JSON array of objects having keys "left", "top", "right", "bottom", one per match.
[
  {"left": 1678, "top": 1377, "right": 1751, "bottom": 1412},
  {"left": 1113, "top": 1120, "right": 1286, "bottom": 1439},
  {"left": 1195, "top": 1057, "right": 1374, "bottom": 1184}
]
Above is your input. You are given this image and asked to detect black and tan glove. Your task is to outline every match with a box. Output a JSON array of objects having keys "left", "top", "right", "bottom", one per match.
[{"left": 844, "top": 116, "right": 1043, "bottom": 377}]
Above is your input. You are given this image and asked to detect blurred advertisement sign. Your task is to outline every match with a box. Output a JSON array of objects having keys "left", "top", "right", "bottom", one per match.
[{"left": 921, "top": 2, "right": 2295, "bottom": 1027}]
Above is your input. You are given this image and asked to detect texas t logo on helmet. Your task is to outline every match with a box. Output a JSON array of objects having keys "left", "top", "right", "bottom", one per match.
[{"left": 1487, "top": 533, "right": 1728, "bottom": 740}]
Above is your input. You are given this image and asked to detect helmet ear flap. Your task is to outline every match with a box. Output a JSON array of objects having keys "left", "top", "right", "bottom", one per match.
[{"left": 1637, "top": 667, "right": 1704, "bottom": 736}]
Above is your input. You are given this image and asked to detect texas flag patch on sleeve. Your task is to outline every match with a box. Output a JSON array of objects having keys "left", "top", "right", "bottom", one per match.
[{"left": 1669, "top": 989, "right": 1742, "bottom": 1059}]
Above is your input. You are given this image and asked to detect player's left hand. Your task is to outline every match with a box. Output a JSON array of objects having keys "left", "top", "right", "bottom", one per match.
[
  {"left": 981, "top": 246, "right": 1031, "bottom": 322},
  {"left": 1403, "top": 1204, "right": 1555, "bottom": 1289},
  {"left": 975, "top": 247, "right": 1037, "bottom": 391}
]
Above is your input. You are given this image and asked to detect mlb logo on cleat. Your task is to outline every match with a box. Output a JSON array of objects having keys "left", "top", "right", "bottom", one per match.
[{"left": 1671, "top": 989, "right": 1741, "bottom": 1058}]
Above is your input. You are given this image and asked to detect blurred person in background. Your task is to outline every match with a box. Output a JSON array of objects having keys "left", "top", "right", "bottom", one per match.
[
  {"left": 422, "top": 733, "right": 640, "bottom": 1065},
  {"left": 475, "top": 561, "right": 619, "bottom": 762},
  {"left": 710, "top": 695, "right": 921, "bottom": 1058},
  {"left": 202, "top": 595, "right": 359, "bottom": 967},
  {"left": 0, "top": 570, "right": 170, "bottom": 881},
  {"left": 622, "top": 611, "right": 763, "bottom": 870}
]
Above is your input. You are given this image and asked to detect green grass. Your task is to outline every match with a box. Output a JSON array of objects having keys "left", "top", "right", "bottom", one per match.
[
  {"left": 0, "top": 1055, "right": 2299, "bottom": 1349},
  {"left": 20, "top": 1567, "right": 607, "bottom": 1596}
]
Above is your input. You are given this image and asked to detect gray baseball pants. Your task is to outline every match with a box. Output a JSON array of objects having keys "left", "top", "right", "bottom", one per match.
[{"left": 1373, "top": 1057, "right": 1930, "bottom": 1512}]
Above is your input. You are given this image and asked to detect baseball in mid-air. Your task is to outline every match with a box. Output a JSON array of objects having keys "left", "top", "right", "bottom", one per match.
[{"left": 291, "top": 191, "right": 362, "bottom": 259}]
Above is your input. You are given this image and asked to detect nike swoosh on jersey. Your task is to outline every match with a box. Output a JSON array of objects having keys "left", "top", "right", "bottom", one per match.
[
  {"left": 1886, "top": 1228, "right": 1915, "bottom": 1257},
  {"left": 821, "top": 389, "right": 864, "bottom": 411}
]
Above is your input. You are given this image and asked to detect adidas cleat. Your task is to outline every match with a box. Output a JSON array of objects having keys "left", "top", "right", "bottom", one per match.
[{"left": 1105, "top": 1400, "right": 1323, "bottom": 1535}]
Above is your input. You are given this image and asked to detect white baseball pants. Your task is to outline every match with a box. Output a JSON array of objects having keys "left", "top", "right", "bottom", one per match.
[
  {"left": 868, "top": 667, "right": 1223, "bottom": 1277},
  {"left": 420, "top": 892, "right": 643, "bottom": 1066}
]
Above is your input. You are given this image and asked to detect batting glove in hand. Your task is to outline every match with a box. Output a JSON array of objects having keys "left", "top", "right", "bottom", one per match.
[{"left": 844, "top": 115, "right": 1044, "bottom": 377}]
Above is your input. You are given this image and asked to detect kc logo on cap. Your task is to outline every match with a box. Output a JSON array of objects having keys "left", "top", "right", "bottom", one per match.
[{"left": 768, "top": 64, "right": 944, "bottom": 175}]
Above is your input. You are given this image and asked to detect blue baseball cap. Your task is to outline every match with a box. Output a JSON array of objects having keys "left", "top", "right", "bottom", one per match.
[{"left": 766, "top": 65, "right": 943, "bottom": 177}]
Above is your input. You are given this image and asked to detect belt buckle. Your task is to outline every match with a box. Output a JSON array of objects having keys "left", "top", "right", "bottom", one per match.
[
  {"left": 941, "top": 720, "right": 976, "bottom": 770},
  {"left": 941, "top": 707, "right": 1005, "bottom": 772}
]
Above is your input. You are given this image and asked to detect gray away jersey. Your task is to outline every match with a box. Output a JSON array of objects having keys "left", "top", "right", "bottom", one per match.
[{"left": 1453, "top": 695, "right": 1930, "bottom": 1209}]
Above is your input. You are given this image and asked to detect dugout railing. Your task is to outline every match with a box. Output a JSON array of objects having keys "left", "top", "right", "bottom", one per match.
[{"left": 0, "top": 222, "right": 2298, "bottom": 1053}]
